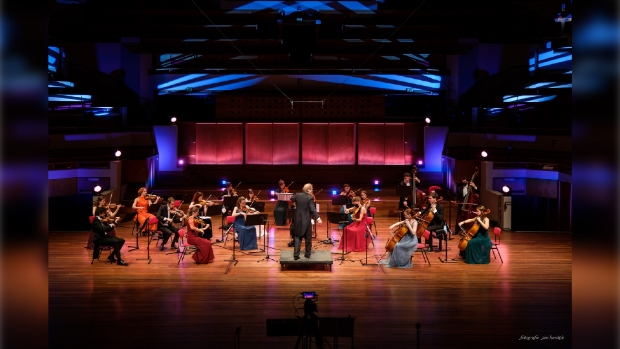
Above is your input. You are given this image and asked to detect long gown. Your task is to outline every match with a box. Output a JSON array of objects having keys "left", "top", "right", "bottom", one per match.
[
  {"left": 338, "top": 211, "right": 368, "bottom": 252},
  {"left": 186, "top": 218, "right": 215, "bottom": 264},
  {"left": 234, "top": 214, "right": 258, "bottom": 250},
  {"left": 381, "top": 229, "right": 418, "bottom": 268},
  {"left": 135, "top": 196, "right": 157, "bottom": 232},
  {"left": 464, "top": 226, "right": 492, "bottom": 264}
]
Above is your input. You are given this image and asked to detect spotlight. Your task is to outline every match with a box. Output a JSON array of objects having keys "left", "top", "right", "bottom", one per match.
[
  {"left": 501, "top": 185, "right": 512, "bottom": 195},
  {"left": 222, "top": 180, "right": 227, "bottom": 185},
  {"left": 417, "top": 160, "right": 424, "bottom": 166},
  {"left": 481, "top": 150, "right": 488, "bottom": 158},
  {"left": 170, "top": 116, "right": 177, "bottom": 124},
  {"left": 93, "top": 185, "right": 102, "bottom": 195},
  {"left": 270, "top": 190, "right": 275, "bottom": 196},
  {"left": 331, "top": 190, "right": 337, "bottom": 195},
  {"left": 374, "top": 180, "right": 379, "bottom": 185},
  {"left": 424, "top": 117, "right": 431, "bottom": 124},
  {"left": 114, "top": 150, "right": 121, "bottom": 158},
  {"left": 178, "top": 159, "right": 184, "bottom": 166}
]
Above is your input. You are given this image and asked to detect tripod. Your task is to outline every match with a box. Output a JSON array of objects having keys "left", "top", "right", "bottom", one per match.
[
  {"left": 360, "top": 220, "right": 378, "bottom": 266},
  {"left": 295, "top": 300, "right": 324, "bottom": 349}
]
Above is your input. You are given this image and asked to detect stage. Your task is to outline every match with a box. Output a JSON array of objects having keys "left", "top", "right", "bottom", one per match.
[{"left": 49, "top": 212, "right": 572, "bottom": 349}]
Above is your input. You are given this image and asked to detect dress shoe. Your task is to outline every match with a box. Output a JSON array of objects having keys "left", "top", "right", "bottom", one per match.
[
  {"left": 117, "top": 260, "right": 128, "bottom": 266},
  {"left": 294, "top": 255, "right": 300, "bottom": 260},
  {"left": 171, "top": 244, "right": 178, "bottom": 249},
  {"left": 107, "top": 254, "right": 117, "bottom": 263},
  {"left": 304, "top": 253, "right": 311, "bottom": 258},
  {"left": 287, "top": 241, "right": 295, "bottom": 247},
  {"left": 159, "top": 245, "right": 165, "bottom": 251}
]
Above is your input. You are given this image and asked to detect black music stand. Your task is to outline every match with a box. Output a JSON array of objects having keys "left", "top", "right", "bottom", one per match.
[
  {"left": 248, "top": 201, "right": 265, "bottom": 213},
  {"left": 128, "top": 213, "right": 152, "bottom": 252},
  {"left": 360, "top": 219, "right": 378, "bottom": 266},
  {"left": 435, "top": 189, "right": 455, "bottom": 239},
  {"left": 200, "top": 205, "right": 222, "bottom": 242},
  {"left": 323, "top": 196, "right": 348, "bottom": 245},
  {"left": 438, "top": 222, "right": 458, "bottom": 263},
  {"left": 249, "top": 214, "right": 275, "bottom": 263},
  {"left": 327, "top": 212, "right": 355, "bottom": 264},
  {"left": 221, "top": 196, "right": 237, "bottom": 239}
]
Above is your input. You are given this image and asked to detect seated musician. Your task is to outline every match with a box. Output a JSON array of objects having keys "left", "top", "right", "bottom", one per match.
[
  {"left": 186, "top": 207, "right": 215, "bottom": 264},
  {"left": 132, "top": 187, "right": 159, "bottom": 233},
  {"left": 247, "top": 188, "right": 259, "bottom": 203},
  {"left": 381, "top": 208, "right": 419, "bottom": 268},
  {"left": 338, "top": 196, "right": 368, "bottom": 252},
  {"left": 92, "top": 196, "right": 121, "bottom": 218},
  {"left": 420, "top": 192, "right": 445, "bottom": 252},
  {"left": 156, "top": 197, "right": 181, "bottom": 250},
  {"left": 92, "top": 207, "right": 127, "bottom": 266},
  {"left": 359, "top": 190, "right": 371, "bottom": 211},
  {"left": 219, "top": 182, "right": 238, "bottom": 219},
  {"left": 231, "top": 197, "right": 259, "bottom": 251},
  {"left": 339, "top": 184, "right": 355, "bottom": 227},
  {"left": 87, "top": 196, "right": 119, "bottom": 249},
  {"left": 274, "top": 179, "right": 289, "bottom": 226},
  {"left": 458, "top": 205, "right": 492, "bottom": 264},
  {"left": 189, "top": 191, "right": 214, "bottom": 217}
]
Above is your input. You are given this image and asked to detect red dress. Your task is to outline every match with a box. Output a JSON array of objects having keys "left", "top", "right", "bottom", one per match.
[
  {"left": 187, "top": 217, "right": 215, "bottom": 264},
  {"left": 338, "top": 211, "right": 368, "bottom": 252},
  {"left": 134, "top": 196, "right": 157, "bottom": 232}
]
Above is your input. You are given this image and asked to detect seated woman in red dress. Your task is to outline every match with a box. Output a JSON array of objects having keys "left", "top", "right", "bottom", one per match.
[
  {"left": 132, "top": 187, "right": 160, "bottom": 233},
  {"left": 186, "top": 206, "right": 215, "bottom": 264},
  {"left": 338, "top": 196, "right": 368, "bottom": 252}
]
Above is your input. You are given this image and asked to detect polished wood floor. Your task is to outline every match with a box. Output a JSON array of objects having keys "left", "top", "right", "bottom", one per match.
[{"left": 49, "top": 206, "right": 572, "bottom": 349}]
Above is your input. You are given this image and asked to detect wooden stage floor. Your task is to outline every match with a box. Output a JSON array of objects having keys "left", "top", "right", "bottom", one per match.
[{"left": 49, "top": 213, "right": 572, "bottom": 349}]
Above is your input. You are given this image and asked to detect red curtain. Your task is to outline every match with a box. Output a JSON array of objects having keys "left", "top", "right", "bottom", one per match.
[
  {"left": 357, "top": 123, "right": 405, "bottom": 165},
  {"left": 245, "top": 123, "right": 299, "bottom": 164},
  {"left": 195, "top": 123, "right": 244, "bottom": 164},
  {"left": 302, "top": 124, "right": 328, "bottom": 164}
]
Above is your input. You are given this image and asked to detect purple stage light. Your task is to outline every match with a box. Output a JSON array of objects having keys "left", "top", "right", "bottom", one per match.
[
  {"left": 178, "top": 159, "right": 184, "bottom": 165},
  {"left": 481, "top": 151, "right": 488, "bottom": 158},
  {"left": 417, "top": 160, "right": 424, "bottom": 165},
  {"left": 374, "top": 180, "right": 379, "bottom": 185}
]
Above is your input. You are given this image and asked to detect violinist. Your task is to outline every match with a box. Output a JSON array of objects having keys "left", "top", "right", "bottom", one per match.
[
  {"left": 231, "top": 197, "right": 259, "bottom": 251},
  {"left": 247, "top": 189, "right": 260, "bottom": 203},
  {"left": 398, "top": 172, "right": 420, "bottom": 211},
  {"left": 219, "top": 182, "right": 237, "bottom": 199},
  {"left": 92, "top": 207, "right": 127, "bottom": 266},
  {"left": 458, "top": 205, "right": 492, "bottom": 264},
  {"left": 380, "top": 208, "right": 419, "bottom": 268},
  {"left": 132, "top": 187, "right": 159, "bottom": 233},
  {"left": 156, "top": 197, "right": 181, "bottom": 251},
  {"left": 186, "top": 206, "right": 215, "bottom": 264},
  {"left": 359, "top": 191, "right": 371, "bottom": 210},
  {"left": 420, "top": 191, "right": 445, "bottom": 252},
  {"left": 92, "top": 196, "right": 121, "bottom": 218},
  {"left": 455, "top": 176, "right": 479, "bottom": 225},
  {"left": 274, "top": 179, "right": 289, "bottom": 226},
  {"left": 189, "top": 191, "right": 214, "bottom": 217},
  {"left": 339, "top": 184, "right": 356, "bottom": 227},
  {"left": 338, "top": 196, "right": 368, "bottom": 252}
]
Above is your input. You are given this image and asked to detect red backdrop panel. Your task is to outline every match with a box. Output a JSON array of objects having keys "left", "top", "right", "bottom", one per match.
[
  {"left": 245, "top": 124, "right": 273, "bottom": 164},
  {"left": 215, "top": 124, "right": 243, "bottom": 164},
  {"left": 302, "top": 124, "right": 329, "bottom": 164},
  {"left": 328, "top": 123, "right": 355, "bottom": 165},
  {"left": 358, "top": 123, "right": 385, "bottom": 165},
  {"left": 195, "top": 123, "right": 216, "bottom": 164},
  {"left": 384, "top": 123, "right": 405, "bottom": 165},
  {"left": 273, "top": 124, "right": 299, "bottom": 164}
]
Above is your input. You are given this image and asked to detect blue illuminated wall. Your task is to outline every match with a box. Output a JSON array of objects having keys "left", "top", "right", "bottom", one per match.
[
  {"left": 153, "top": 126, "right": 181, "bottom": 171},
  {"left": 423, "top": 126, "right": 448, "bottom": 172}
]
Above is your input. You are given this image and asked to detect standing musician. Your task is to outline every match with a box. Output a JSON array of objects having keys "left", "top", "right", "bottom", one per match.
[
  {"left": 398, "top": 172, "right": 420, "bottom": 211},
  {"left": 420, "top": 191, "right": 445, "bottom": 252},
  {"left": 156, "top": 197, "right": 181, "bottom": 251},
  {"left": 274, "top": 179, "right": 289, "bottom": 226},
  {"left": 186, "top": 206, "right": 215, "bottom": 264},
  {"left": 289, "top": 183, "right": 322, "bottom": 260},
  {"left": 92, "top": 207, "right": 127, "bottom": 266},
  {"left": 132, "top": 187, "right": 160, "bottom": 233},
  {"left": 231, "top": 197, "right": 259, "bottom": 251},
  {"left": 455, "top": 176, "right": 479, "bottom": 226},
  {"left": 381, "top": 208, "right": 419, "bottom": 268},
  {"left": 92, "top": 196, "right": 122, "bottom": 217},
  {"left": 458, "top": 205, "right": 492, "bottom": 264}
]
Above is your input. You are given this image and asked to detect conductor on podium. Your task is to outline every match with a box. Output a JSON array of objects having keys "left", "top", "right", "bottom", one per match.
[{"left": 289, "top": 183, "right": 322, "bottom": 260}]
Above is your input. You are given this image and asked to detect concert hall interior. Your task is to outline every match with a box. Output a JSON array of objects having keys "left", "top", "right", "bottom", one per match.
[{"left": 48, "top": 1, "right": 572, "bottom": 348}]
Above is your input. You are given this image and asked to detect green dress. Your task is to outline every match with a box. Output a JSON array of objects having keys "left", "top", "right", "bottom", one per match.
[{"left": 464, "top": 226, "right": 492, "bottom": 264}]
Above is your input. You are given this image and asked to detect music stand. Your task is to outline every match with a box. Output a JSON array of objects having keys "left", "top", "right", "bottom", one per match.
[
  {"left": 248, "top": 202, "right": 265, "bottom": 213},
  {"left": 221, "top": 196, "right": 237, "bottom": 239},
  {"left": 128, "top": 213, "right": 151, "bottom": 252},
  {"left": 327, "top": 212, "right": 355, "bottom": 264},
  {"left": 438, "top": 223, "right": 459, "bottom": 263},
  {"left": 323, "top": 196, "right": 348, "bottom": 244},
  {"left": 360, "top": 219, "right": 378, "bottom": 266},
  {"left": 201, "top": 205, "right": 222, "bottom": 242},
  {"left": 248, "top": 214, "right": 275, "bottom": 263},
  {"left": 435, "top": 189, "right": 455, "bottom": 238}
]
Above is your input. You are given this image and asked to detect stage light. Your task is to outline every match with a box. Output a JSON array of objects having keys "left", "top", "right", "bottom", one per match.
[
  {"left": 222, "top": 180, "right": 227, "bottom": 185},
  {"left": 417, "top": 160, "right": 424, "bottom": 165},
  {"left": 501, "top": 185, "right": 512, "bottom": 195},
  {"left": 332, "top": 190, "right": 337, "bottom": 195},
  {"left": 178, "top": 159, "right": 184, "bottom": 166},
  {"left": 270, "top": 190, "right": 275, "bottom": 196},
  {"left": 374, "top": 180, "right": 379, "bottom": 185},
  {"left": 374, "top": 188, "right": 379, "bottom": 192},
  {"left": 93, "top": 185, "right": 102, "bottom": 195},
  {"left": 481, "top": 150, "right": 488, "bottom": 158},
  {"left": 170, "top": 116, "right": 177, "bottom": 124},
  {"left": 114, "top": 150, "right": 121, "bottom": 158},
  {"left": 424, "top": 117, "right": 431, "bottom": 124}
]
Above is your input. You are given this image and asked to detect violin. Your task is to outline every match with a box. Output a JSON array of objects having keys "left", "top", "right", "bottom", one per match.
[
  {"left": 232, "top": 182, "right": 242, "bottom": 196},
  {"left": 361, "top": 197, "right": 370, "bottom": 209},
  {"left": 103, "top": 203, "right": 124, "bottom": 209},
  {"left": 283, "top": 181, "right": 294, "bottom": 193},
  {"left": 243, "top": 205, "right": 258, "bottom": 213},
  {"left": 101, "top": 216, "right": 119, "bottom": 224},
  {"left": 145, "top": 194, "right": 160, "bottom": 201},
  {"left": 457, "top": 208, "right": 490, "bottom": 251},
  {"left": 311, "top": 189, "right": 323, "bottom": 199}
]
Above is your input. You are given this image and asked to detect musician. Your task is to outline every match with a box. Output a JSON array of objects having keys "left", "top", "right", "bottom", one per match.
[
  {"left": 92, "top": 207, "right": 127, "bottom": 266},
  {"left": 381, "top": 208, "right": 419, "bottom": 268},
  {"left": 458, "top": 205, "right": 492, "bottom": 264},
  {"left": 339, "top": 184, "right": 355, "bottom": 205},
  {"left": 274, "top": 179, "right": 289, "bottom": 226},
  {"left": 186, "top": 206, "right": 215, "bottom": 264},
  {"left": 189, "top": 191, "right": 214, "bottom": 217},
  {"left": 290, "top": 184, "right": 322, "bottom": 260},
  {"left": 92, "top": 196, "right": 121, "bottom": 217},
  {"left": 455, "top": 176, "right": 479, "bottom": 225},
  {"left": 420, "top": 191, "right": 445, "bottom": 252},
  {"left": 359, "top": 191, "right": 371, "bottom": 210},
  {"left": 219, "top": 182, "right": 238, "bottom": 219},
  {"left": 339, "top": 196, "right": 368, "bottom": 252},
  {"left": 156, "top": 197, "right": 181, "bottom": 251},
  {"left": 398, "top": 172, "right": 420, "bottom": 210},
  {"left": 231, "top": 197, "right": 259, "bottom": 251},
  {"left": 247, "top": 189, "right": 259, "bottom": 203},
  {"left": 132, "top": 187, "right": 159, "bottom": 233}
]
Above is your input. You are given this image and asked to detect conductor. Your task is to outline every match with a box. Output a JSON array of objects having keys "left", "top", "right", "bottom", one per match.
[{"left": 289, "top": 183, "right": 322, "bottom": 260}]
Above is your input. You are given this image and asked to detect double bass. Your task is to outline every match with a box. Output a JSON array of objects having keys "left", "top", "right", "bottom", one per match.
[
  {"left": 458, "top": 168, "right": 480, "bottom": 222},
  {"left": 457, "top": 208, "right": 490, "bottom": 251},
  {"left": 405, "top": 165, "right": 426, "bottom": 210}
]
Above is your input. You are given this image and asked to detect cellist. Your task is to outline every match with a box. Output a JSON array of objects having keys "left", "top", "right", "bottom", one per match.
[
  {"left": 419, "top": 191, "right": 445, "bottom": 252},
  {"left": 458, "top": 205, "right": 492, "bottom": 264},
  {"left": 380, "top": 208, "right": 419, "bottom": 268}
]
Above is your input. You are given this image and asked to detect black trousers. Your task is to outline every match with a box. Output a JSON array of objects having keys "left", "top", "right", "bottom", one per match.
[
  {"left": 293, "top": 225, "right": 313, "bottom": 257},
  {"left": 158, "top": 225, "right": 179, "bottom": 246},
  {"left": 425, "top": 224, "right": 445, "bottom": 251},
  {"left": 94, "top": 236, "right": 125, "bottom": 261}
]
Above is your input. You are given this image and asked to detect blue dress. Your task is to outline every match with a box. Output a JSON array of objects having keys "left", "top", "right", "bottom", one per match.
[
  {"left": 464, "top": 226, "right": 492, "bottom": 264},
  {"left": 380, "top": 228, "right": 418, "bottom": 268},
  {"left": 234, "top": 214, "right": 258, "bottom": 250}
]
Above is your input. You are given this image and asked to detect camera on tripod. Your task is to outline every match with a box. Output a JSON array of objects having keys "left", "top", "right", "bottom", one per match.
[{"left": 301, "top": 292, "right": 318, "bottom": 316}]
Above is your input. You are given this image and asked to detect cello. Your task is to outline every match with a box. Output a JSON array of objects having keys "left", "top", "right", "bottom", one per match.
[
  {"left": 457, "top": 208, "right": 490, "bottom": 251},
  {"left": 413, "top": 194, "right": 443, "bottom": 239},
  {"left": 385, "top": 223, "right": 409, "bottom": 252}
]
